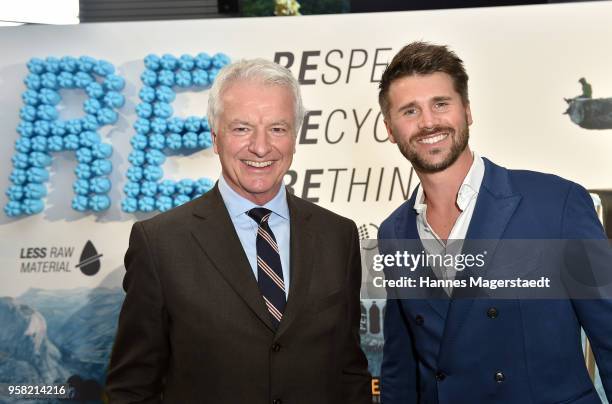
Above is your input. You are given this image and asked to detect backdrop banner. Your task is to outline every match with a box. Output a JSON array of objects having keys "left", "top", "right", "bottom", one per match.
[{"left": 1, "top": 2, "right": 611, "bottom": 402}]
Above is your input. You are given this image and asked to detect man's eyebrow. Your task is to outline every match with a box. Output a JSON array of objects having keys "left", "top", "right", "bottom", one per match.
[
  {"left": 228, "top": 119, "right": 252, "bottom": 126},
  {"left": 432, "top": 96, "right": 452, "bottom": 102},
  {"left": 397, "top": 101, "right": 418, "bottom": 113},
  {"left": 269, "top": 120, "right": 291, "bottom": 127}
]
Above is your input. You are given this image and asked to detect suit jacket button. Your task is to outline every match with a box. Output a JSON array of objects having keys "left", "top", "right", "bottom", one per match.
[
  {"left": 415, "top": 315, "right": 424, "bottom": 325},
  {"left": 272, "top": 343, "right": 281, "bottom": 352},
  {"left": 495, "top": 371, "right": 505, "bottom": 383},
  {"left": 272, "top": 400, "right": 282, "bottom": 404},
  {"left": 487, "top": 307, "right": 498, "bottom": 319},
  {"left": 435, "top": 371, "right": 446, "bottom": 381}
]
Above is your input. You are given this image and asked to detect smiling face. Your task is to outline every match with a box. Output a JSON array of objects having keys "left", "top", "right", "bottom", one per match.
[
  {"left": 213, "top": 79, "right": 296, "bottom": 205},
  {"left": 384, "top": 72, "right": 472, "bottom": 174}
]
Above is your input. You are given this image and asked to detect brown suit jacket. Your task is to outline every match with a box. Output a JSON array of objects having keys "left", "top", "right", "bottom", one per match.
[{"left": 106, "top": 186, "right": 372, "bottom": 403}]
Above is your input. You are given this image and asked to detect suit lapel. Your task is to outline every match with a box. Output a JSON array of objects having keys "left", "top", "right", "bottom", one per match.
[
  {"left": 395, "top": 187, "right": 451, "bottom": 319},
  {"left": 276, "top": 193, "right": 315, "bottom": 337},
  {"left": 438, "top": 158, "right": 522, "bottom": 365},
  {"left": 190, "top": 186, "right": 275, "bottom": 332}
]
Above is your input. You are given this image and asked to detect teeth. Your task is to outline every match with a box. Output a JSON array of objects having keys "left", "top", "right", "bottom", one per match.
[
  {"left": 245, "top": 160, "right": 273, "bottom": 168},
  {"left": 419, "top": 133, "right": 448, "bottom": 145}
]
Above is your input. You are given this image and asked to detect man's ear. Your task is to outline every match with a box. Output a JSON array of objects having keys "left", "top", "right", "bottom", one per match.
[
  {"left": 465, "top": 102, "right": 473, "bottom": 126},
  {"left": 212, "top": 131, "right": 219, "bottom": 154}
]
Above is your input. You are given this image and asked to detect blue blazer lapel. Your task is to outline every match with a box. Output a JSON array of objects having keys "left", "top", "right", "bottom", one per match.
[{"left": 439, "top": 158, "right": 522, "bottom": 365}]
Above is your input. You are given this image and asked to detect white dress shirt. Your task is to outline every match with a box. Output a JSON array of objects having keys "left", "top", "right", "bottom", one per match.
[{"left": 414, "top": 152, "right": 485, "bottom": 294}]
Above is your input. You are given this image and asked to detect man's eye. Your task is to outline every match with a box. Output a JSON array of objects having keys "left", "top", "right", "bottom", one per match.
[
  {"left": 435, "top": 102, "right": 449, "bottom": 109},
  {"left": 233, "top": 127, "right": 249, "bottom": 134},
  {"left": 404, "top": 109, "right": 417, "bottom": 116},
  {"left": 271, "top": 127, "right": 287, "bottom": 134}
]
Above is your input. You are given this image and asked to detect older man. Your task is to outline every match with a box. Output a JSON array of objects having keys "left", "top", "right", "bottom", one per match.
[{"left": 106, "top": 59, "right": 371, "bottom": 404}]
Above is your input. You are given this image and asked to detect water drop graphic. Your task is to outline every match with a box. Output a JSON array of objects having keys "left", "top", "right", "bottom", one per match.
[{"left": 76, "top": 240, "right": 102, "bottom": 276}]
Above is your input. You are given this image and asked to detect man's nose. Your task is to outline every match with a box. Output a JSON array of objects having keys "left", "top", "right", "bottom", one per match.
[
  {"left": 248, "top": 129, "right": 272, "bottom": 156},
  {"left": 418, "top": 108, "right": 437, "bottom": 130}
]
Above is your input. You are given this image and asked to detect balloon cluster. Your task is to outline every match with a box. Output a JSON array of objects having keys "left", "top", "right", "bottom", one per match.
[
  {"left": 122, "top": 53, "right": 229, "bottom": 213},
  {"left": 5, "top": 56, "right": 122, "bottom": 216}
]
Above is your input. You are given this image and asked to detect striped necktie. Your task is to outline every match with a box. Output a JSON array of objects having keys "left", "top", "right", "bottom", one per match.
[{"left": 248, "top": 207, "right": 286, "bottom": 329}]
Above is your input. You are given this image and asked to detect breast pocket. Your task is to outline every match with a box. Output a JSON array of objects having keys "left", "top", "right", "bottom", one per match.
[{"left": 310, "top": 289, "right": 345, "bottom": 314}]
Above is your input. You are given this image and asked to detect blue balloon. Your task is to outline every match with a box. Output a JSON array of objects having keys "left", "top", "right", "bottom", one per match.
[
  {"left": 25, "top": 183, "right": 47, "bottom": 199},
  {"left": 138, "top": 196, "right": 156, "bottom": 212},
  {"left": 140, "top": 181, "right": 158, "bottom": 197},
  {"left": 63, "top": 134, "right": 80, "bottom": 150},
  {"left": 150, "top": 117, "right": 167, "bottom": 134},
  {"left": 158, "top": 180, "right": 175, "bottom": 196},
  {"left": 134, "top": 118, "right": 151, "bottom": 134},
  {"left": 27, "top": 58, "right": 46, "bottom": 74},
  {"left": 183, "top": 132, "right": 198, "bottom": 149},
  {"left": 92, "top": 142, "right": 112, "bottom": 159},
  {"left": 140, "top": 69, "right": 158, "bottom": 86},
  {"left": 90, "top": 177, "right": 111, "bottom": 193},
  {"left": 124, "top": 181, "right": 141, "bottom": 198},
  {"left": 17, "top": 121, "right": 35, "bottom": 137},
  {"left": 156, "top": 196, "right": 173, "bottom": 212},
  {"left": 90, "top": 194, "right": 110, "bottom": 211},
  {"left": 144, "top": 54, "right": 162, "bottom": 71},
  {"left": 79, "top": 131, "right": 100, "bottom": 147},
  {"left": 12, "top": 153, "right": 30, "bottom": 169},
  {"left": 29, "top": 152, "right": 52, "bottom": 167},
  {"left": 6, "top": 185, "right": 25, "bottom": 201},
  {"left": 126, "top": 166, "right": 143, "bottom": 182},
  {"left": 179, "top": 54, "right": 195, "bottom": 71},
  {"left": 148, "top": 133, "right": 165, "bottom": 150},
  {"left": 72, "top": 195, "right": 89, "bottom": 212},
  {"left": 104, "top": 74, "right": 125, "bottom": 91},
  {"left": 58, "top": 71, "right": 76, "bottom": 88},
  {"left": 39, "top": 88, "right": 61, "bottom": 105},
  {"left": 91, "top": 159, "right": 112, "bottom": 176},
  {"left": 76, "top": 147, "right": 93, "bottom": 163},
  {"left": 60, "top": 56, "right": 78, "bottom": 73},
  {"left": 121, "top": 197, "right": 138, "bottom": 213},
  {"left": 23, "top": 198, "right": 44, "bottom": 215},
  {"left": 130, "top": 134, "right": 148, "bottom": 150},
  {"left": 75, "top": 163, "right": 92, "bottom": 179},
  {"left": 44, "top": 57, "right": 61, "bottom": 73},
  {"left": 143, "top": 165, "right": 163, "bottom": 181},
  {"left": 22, "top": 90, "right": 39, "bottom": 106},
  {"left": 27, "top": 167, "right": 49, "bottom": 183},
  {"left": 160, "top": 54, "right": 178, "bottom": 70},
  {"left": 73, "top": 178, "right": 90, "bottom": 195},
  {"left": 4, "top": 201, "right": 23, "bottom": 216}
]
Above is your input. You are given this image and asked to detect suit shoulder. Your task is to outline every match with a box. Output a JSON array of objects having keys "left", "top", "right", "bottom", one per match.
[
  {"left": 135, "top": 193, "right": 206, "bottom": 232},
  {"left": 506, "top": 167, "right": 583, "bottom": 197}
]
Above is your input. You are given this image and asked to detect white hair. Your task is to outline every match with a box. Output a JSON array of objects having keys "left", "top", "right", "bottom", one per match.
[{"left": 207, "top": 58, "right": 305, "bottom": 135}]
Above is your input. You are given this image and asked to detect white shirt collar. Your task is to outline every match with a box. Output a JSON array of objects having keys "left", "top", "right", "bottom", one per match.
[{"left": 414, "top": 151, "right": 485, "bottom": 214}]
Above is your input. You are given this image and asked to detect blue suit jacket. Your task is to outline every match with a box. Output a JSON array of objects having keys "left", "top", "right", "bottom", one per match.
[{"left": 379, "top": 158, "right": 612, "bottom": 404}]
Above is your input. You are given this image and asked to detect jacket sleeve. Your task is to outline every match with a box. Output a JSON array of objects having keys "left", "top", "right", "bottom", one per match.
[
  {"left": 562, "top": 183, "right": 612, "bottom": 401},
  {"left": 106, "top": 222, "right": 169, "bottom": 403},
  {"left": 341, "top": 222, "right": 373, "bottom": 404}
]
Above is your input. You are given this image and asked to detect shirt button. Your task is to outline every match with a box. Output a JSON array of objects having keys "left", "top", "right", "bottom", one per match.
[
  {"left": 487, "top": 307, "right": 498, "bottom": 319},
  {"left": 495, "top": 371, "right": 505, "bottom": 383},
  {"left": 271, "top": 343, "right": 281, "bottom": 352},
  {"left": 415, "top": 315, "right": 424, "bottom": 326},
  {"left": 435, "top": 371, "right": 446, "bottom": 381}
]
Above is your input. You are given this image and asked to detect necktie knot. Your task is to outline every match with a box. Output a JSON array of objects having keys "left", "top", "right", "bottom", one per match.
[{"left": 248, "top": 207, "right": 272, "bottom": 225}]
